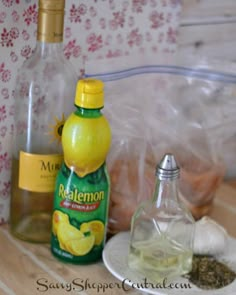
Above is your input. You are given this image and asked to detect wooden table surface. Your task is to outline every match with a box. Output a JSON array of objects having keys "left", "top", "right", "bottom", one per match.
[{"left": 0, "top": 181, "right": 236, "bottom": 295}]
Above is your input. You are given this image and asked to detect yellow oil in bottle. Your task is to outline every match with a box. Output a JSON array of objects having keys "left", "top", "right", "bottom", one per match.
[
  {"left": 10, "top": 158, "right": 53, "bottom": 243},
  {"left": 128, "top": 236, "right": 193, "bottom": 282}
]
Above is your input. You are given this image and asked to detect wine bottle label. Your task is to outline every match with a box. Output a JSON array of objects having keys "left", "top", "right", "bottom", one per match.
[{"left": 19, "top": 151, "right": 63, "bottom": 192}]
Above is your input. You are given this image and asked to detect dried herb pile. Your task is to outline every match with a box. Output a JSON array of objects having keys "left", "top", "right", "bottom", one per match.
[{"left": 184, "top": 255, "right": 236, "bottom": 290}]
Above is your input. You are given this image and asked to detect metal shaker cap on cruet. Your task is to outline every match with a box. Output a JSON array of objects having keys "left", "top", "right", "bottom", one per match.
[{"left": 156, "top": 153, "right": 180, "bottom": 180}]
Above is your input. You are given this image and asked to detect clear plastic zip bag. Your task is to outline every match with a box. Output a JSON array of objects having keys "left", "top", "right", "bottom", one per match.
[{"left": 85, "top": 54, "right": 236, "bottom": 234}]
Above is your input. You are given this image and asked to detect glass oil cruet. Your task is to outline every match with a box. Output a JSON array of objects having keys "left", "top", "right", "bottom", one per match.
[{"left": 128, "top": 153, "right": 195, "bottom": 282}]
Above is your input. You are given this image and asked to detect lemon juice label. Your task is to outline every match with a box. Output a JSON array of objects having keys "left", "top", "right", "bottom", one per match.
[{"left": 51, "top": 163, "right": 110, "bottom": 263}]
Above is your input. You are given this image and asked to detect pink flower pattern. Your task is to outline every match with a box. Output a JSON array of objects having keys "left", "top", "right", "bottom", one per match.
[
  {"left": 0, "top": 153, "right": 8, "bottom": 173},
  {"left": 10, "top": 51, "right": 18, "bottom": 62},
  {"left": 1, "top": 181, "right": 11, "bottom": 199},
  {"left": 106, "top": 49, "right": 123, "bottom": 58},
  {"left": 167, "top": 26, "right": 177, "bottom": 43},
  {"left": 23, "top": 4, "right": 37, "bottom": 26},
  {"left": 12, "top": 10, "right": 20, "bottom": 22},
  {"left": 21, "top": 45, "right": 31, "bottom": 58},
  {"left": 64, "top": 39, "right": 82, "bottom": 59},
  {"left": 2, "top": 0, "right": 13, "bottom": 7},
  {"left": 9, "top": 27, "right": 19, "bottom": 39},
  {"left": 2, "top": 0, "right": 19, "bottom": 7},
  {"left": 132, "top": 0, "right": 148, "bottom": 13},
  {"left": 149, "top": 11, "right": 164, "bottom": 28},
  {"left": 87, "top": 33, "right": 103, "bottom": 52},
  {"left": 1, "top": 88, "right": 9, "bottom": 99},
  {"left": 69, "top": 4, "right": 87, "bottom": 23},
  {"left": 0, "top": 105, "right": 7, "bottom": 122},
  {"left": 1, "top": 69, "right": 11, "bottom": 82},
  {"left": 1, "top": 28, "right": 13, "bottom": 47},
  {"left": 0, "top": 62, "right": 11, "bottom": 83},
  {"left": 109, "top": 11, "right": 125, "bottom": 30},
  {"left": 0, "top": 12, "right": 7, "bottom": 23},
  {"left": 0, "top": 0, "right": 181, "bottom": 223},
  {"left": 127, "top": 28, "right": 143, "bottom": 47},
  {"left": 0, "top": 126, "right": 7, "bottom": 137},
  {"left": 16, "top": 120, "right": 27, "bottom": 134}
]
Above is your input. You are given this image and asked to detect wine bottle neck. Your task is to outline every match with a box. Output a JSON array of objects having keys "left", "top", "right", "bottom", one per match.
[
  {"left": 35, "top": 41, "right": 63, "bottom": 55},
  {"left": 37, "top": 6, "right": 64, "bottom": 43}
]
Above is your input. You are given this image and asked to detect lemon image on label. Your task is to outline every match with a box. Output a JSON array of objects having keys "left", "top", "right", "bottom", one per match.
[
  {"left": 57, "top": 222, "right": 84, "bottom": 251},
  {"left": 66, "top": 235, "right": 95, "bottom": 256},
  {"left": 52, "top": 210, "right": 69, "bottom": 236},
  {"left": 80, "top": 220, "right": 105, "bottom": 246}
]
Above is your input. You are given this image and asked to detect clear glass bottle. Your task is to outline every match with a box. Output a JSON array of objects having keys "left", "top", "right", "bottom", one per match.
[
  {"left": 128, "top": 153, "right": 195, "bottom": 282},
  {"left": 10, "top": 0, "right": 78, "bottom": 243}
]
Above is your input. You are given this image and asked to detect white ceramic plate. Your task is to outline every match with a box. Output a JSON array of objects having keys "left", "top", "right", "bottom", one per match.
[{"left": 102, "top": 232, "right": 236, "bottom": 295}]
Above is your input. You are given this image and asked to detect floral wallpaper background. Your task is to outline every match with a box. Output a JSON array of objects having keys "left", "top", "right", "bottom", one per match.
[{"left": 0, "top": 0, "right": 182, "bottom": 223}]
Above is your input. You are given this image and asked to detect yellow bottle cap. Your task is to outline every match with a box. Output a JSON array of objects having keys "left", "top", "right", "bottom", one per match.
[{"left": 75, "top": 79, "right": 104, "bottom": 109}]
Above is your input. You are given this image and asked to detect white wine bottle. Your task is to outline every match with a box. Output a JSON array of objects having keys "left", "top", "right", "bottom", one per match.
[{"left": 10, "top": 0, "right": 78, "bottom": 243}]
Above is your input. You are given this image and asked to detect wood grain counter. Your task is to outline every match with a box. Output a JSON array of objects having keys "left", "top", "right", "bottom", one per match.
[{"left": 0, "top": 181, "right": 236, "bottom": 295}]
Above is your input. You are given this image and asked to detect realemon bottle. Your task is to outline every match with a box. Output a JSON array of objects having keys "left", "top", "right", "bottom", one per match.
[
  {"left": 128, "top": 154, "right": 195, "bottom": 282},
  {"left": 51, "top": 79, "right": 111, "bottom": 263},
  {"left": 10, "top": 0, "right": 78, "bottom": 243}
]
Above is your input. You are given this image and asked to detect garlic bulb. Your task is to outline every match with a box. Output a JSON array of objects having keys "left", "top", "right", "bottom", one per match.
[{"left": 194, "top": 216, "right": 228, "bottom": 255}]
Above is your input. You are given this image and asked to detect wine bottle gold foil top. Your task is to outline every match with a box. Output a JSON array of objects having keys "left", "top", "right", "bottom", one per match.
[
  {"left": 37, "top": 0, "right": 65, "bottom": 43},
  {"left": 39, "top": 0, "right": 65, "bottom": 11}
]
